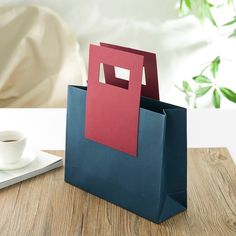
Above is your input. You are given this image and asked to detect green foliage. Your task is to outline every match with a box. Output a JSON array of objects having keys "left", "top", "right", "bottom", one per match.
[
  {"left": 179, "top": 0, "right": 192, "bottom": 14},
  {"left": 196, "top": 86, "right": 212, "bottom": 97},
  {"left": 220, "top": 87, "right": 236, "bottom": 102},
  {"left": 180, "top": 0, "right": 192, "bottom": 10},
  {"left": 183, "top": 81, "right": 193, "bottom": 92},
  {"left": 177, "top": 0, "right": 236, "bottom": 108},
  {"left": 192, "top": 75, "right": 211, "bottom": 83},
  {"left": 224, "top": 16, "right": 236, "bottom": 38},
  {"left": 227, "top": 0, "right": 234, "bottom": 4},
  {"left": 179, "top": 0, "right": 236, "bottom": 31},
  {"left": 211, "top": 56, "right": 221, "bottom": 78},
  {"left": 202, "top": 1, "right": 217, "bottom": 26},
  {"left": 212, "top": 89, "right": 221, "bottom": 108},
  {"left": 223, "top": 16, "right": 236, "bottom": 26},
  {"left": 229, "top": 29, "right": 236, "bottom": 38},
  {"left": 185, "top": 0, "right": 192, "bottom": 9},
  {"left": 179, "top": 0, "right": 218, "bottom": 26},
  {"left": 176, "top": 56, "right": 236, "bottom": 108}
]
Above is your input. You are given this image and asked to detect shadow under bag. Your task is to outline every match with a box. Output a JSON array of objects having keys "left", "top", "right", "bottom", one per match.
[{"left": 65, "top": 43, "right": 187, "bottom": 223}]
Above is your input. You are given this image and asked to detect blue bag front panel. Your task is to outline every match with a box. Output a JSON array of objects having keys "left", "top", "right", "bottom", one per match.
[{"left": 65, "top": 86, "right": 166, "bottom": 222}]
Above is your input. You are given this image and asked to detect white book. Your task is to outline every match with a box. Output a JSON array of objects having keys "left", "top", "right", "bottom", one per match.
[{"left": 0, "top": 151, "right": 63, "bottom": 189}]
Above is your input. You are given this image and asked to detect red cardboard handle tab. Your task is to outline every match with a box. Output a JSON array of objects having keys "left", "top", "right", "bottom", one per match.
[
  {"left": 100, "top": 43, "right": 159, "bottom": 100},
  {"left": 85, "top": 43, "right": 159, "bottom": 156}
]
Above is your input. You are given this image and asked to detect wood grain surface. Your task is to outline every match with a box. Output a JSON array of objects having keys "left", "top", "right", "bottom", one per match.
[{"left": 0, "top": 148, "right": 235, "bottom": 236}]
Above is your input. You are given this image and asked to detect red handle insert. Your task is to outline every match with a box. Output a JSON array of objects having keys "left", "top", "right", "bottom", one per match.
[{"left": 85, "top": 43, "right": 159, "bottom": 156}]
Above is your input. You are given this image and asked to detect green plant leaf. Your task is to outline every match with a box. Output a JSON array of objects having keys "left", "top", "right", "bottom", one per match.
[
  {"left": 185, "top": 94, "right": 190, "bottom": 105},
  {"left": 182, "top": 81, "right": 192, "bottom": 92},
  {"left": 220, "top": 87, "right": 236, "bottom": 103},
  {"left": 212, "top": 89, "right": 221, "bottom": 108},
  {"left": 229, "top": 29, "right": 236, "bottom": 38},
  {"left": 185, "top": 0, "right": 191, "bottom": 9},
  {"left": 223, "top": 16, "right": 236, "bottom": 26},
  {"left": 211, "top": 56, "right": 221, "bottom": 78},
  {"left": 196, "top": 86, "right": 212, "bottom": 97},
  {"left": 179, "top": 0, "right": 192, "bottom": 15},
  {"left": 193, "top": 75, "right": 211, "bottom": 83},
  {"left": 204, "top": 2, "right": 217, "bottom": 27}
]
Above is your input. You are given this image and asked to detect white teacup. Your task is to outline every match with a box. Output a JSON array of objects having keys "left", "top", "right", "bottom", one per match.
[{"left": 0, "top": 130, "right": 26, "bottom": 164}]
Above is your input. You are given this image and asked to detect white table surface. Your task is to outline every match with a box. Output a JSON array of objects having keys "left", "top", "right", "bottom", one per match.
[{"left": 0, "top": 108, "right": 235, "bottom": 164}]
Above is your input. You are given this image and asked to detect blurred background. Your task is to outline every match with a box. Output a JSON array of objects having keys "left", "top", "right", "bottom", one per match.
[{"left": 0, "top": 0, "right": 236, "bottom": 108}]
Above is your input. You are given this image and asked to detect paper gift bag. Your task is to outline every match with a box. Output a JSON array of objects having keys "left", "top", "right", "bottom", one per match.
[{"left": 65, "top": 43, "right": 187, "bottom": 223}]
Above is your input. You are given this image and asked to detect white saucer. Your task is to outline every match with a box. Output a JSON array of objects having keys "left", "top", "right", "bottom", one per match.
[{"left": 0, "top": 149, "right": 36, "bottom": 170}]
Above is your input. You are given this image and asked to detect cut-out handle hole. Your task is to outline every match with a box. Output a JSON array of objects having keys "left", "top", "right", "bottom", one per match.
[
  {"left": 99, "top": 63, "right": 146, "bottom": 89},
  {"left": 114, "top": 66, "right": 130, "bottom": 81}
]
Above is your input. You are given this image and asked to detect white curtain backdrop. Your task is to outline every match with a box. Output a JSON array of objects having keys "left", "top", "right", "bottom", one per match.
[{"left": 0, "top": 5, "right": 86, "bottom": 107}]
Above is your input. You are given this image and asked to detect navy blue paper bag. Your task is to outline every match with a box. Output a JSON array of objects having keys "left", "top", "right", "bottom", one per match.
[{"left": 65, "top": 44, "right": 187, "bottom": 223}]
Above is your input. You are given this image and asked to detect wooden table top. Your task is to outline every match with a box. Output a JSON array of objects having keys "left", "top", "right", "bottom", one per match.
[{"left": 0, "top": 148, "right": 235, "bottom": 236}]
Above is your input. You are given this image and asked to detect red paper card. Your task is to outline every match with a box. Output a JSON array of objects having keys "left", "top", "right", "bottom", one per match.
[{"left": 85, "top": 43, "right": 159, "bottom": 156}]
